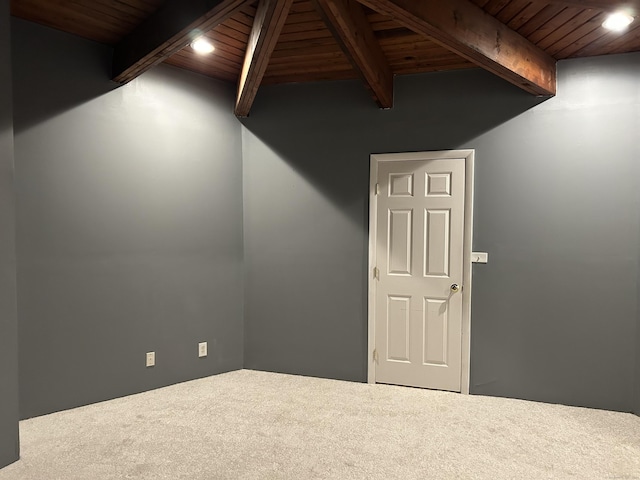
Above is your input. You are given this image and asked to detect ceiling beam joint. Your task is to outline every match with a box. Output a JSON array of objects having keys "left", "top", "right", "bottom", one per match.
[
  {"left": 356, "top": 0, "right": 557, "bottom": 96},
  {"left": 235, "top": 0, "right": 295, "bottom": 117},
  {"left": 315, "top": 0, "right": 394, "bottom": 108},
  {"left": 113, "top": 0, "right": 252, "bottom": 84}
]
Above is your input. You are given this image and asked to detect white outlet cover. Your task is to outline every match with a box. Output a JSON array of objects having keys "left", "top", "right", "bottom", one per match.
[
  {"left": 198, "top": 342, "right": 208, "bottom": 358},
  {"left": 146, "top": 351, "right": 155, "bottom": 367}
]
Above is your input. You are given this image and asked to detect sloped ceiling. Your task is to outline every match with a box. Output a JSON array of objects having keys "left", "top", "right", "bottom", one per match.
[{"left": 10, "top": 0, "right": 640, "bottom": 116}]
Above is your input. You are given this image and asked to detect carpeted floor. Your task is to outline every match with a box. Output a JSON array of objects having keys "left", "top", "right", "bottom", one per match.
[{"left": 1, "top": 370, "right": 639, "bottom": 480}]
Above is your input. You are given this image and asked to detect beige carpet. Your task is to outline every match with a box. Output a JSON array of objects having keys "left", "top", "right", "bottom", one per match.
[{"left": 1, "top": 370, "right": 639, "bottom": 480}]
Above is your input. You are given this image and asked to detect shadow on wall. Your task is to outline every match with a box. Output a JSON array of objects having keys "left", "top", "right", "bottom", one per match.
[
  {"left": 11, "top": 18, "right": 118, "bottom": 133},
  {"left": 240, "top": 68, "right": 548, "bottom": 225},
  {"left": 239, "top": 68, "right": 548, "bottom": 383}
]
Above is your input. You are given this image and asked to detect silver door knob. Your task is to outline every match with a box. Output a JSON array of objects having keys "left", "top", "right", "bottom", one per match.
[{"left": 450, "top": 284, "right": 460, "bottom": 293}]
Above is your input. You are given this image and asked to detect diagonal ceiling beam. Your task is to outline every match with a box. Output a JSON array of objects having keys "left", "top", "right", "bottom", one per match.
[
  {"left": 236, "top": 0, "right": 294, "bottom": 117},
  {"left": 113, "top": 0, "right": 252, "bottom": 84},
  {"left": 315, "top": 0, "right": 393, "bottom": 108},
  {"left": 356, "top": 0, "right": 557, "bottom": 96}
]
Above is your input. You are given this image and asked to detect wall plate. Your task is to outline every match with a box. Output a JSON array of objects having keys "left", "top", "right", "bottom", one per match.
[{"left": 472, "top": 252, "right": 488, "bottom": 263}]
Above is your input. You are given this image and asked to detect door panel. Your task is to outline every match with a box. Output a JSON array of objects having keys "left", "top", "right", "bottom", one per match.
[
  {"left": 423, "top": 297, "right": 448, "bottom": 365},
  {"left": 389, "top": 173, "right": 414, "bottom": 197},
  {"left": 387, "top": 295, "right": 411, "bottom": 362},
  {"left": 388, "top": 209, "right": 413, "bottom": 275},
  {"left": 424, "top": 209, "right": 450, "bottom": 277}
]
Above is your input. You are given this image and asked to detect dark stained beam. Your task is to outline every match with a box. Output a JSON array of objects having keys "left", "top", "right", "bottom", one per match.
[
  {"left": 235, "top": 0, "right": 294, "bottom": 116},
  {"left": 356, "top": 0, "right": 557, "bottom": 96},
  {"left": 550, "top": 1, "right": 640, "bottom": 11},
  {"left": 315, "top": 0, "right": 393, "bottom": 108},
  {"left": 113, "top": 0, "right": 251, "bottom": 84}
]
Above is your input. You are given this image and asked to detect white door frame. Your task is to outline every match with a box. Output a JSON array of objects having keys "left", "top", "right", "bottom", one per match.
[{"left": 368, "top": 149, "right": 475, "bottom": 394}]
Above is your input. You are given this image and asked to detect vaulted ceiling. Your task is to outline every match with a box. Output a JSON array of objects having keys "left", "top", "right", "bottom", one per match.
[{"left": 10, "top": 0, "right": 640, "bottom": 116}]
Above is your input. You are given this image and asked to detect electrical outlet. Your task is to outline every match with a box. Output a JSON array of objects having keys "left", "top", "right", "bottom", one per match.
[
  {"left": 146, "top": 351, "right": 155, "bottom": 367},
  {"left": 198, "top": 342, "right": 208, "bottom": 358}
]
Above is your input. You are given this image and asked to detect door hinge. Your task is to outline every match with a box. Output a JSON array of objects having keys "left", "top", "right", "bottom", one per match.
[
  {"left": 373, "top": 348, "right": 379, "bottom": 363},
  {"left": 375, "top": 183, "right": 380, "bottom": 195},
  {"left": 373, "top": 266, "right": 380, "bottom": 280}
]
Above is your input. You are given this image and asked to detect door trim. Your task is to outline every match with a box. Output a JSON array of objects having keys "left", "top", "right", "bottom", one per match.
[{"left": 368, "top": 150, "right": 475, "bottom": 394}]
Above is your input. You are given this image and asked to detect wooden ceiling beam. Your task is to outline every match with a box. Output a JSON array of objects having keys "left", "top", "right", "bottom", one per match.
[
  {"left": 235, "top": 0, "right": 294, "bottom": 116},
  {"left": 315, "top": 0, "right": 393, "bottom": 108},
  {"left": 356, "top": 0, "right": 557, "bottom": 96},
  {"left": 113, "top": 0, "right": 252, "bottom": 84},
  {"left": 549, "top": 1, "right": 640, "bottom": 12}
]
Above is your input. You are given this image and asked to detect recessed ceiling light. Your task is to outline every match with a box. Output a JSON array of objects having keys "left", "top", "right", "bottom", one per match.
[
  {"left": 191, "top": 37, "right": 215, "bottom": 54},
  {"left": 602, "top": 12, "right": 634, "bottom": 32}
]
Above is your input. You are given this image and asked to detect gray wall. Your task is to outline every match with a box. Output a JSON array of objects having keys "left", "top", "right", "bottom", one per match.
[
  {"left": 12, "top": 19, "right": 245, "bottom": 419},
  {"left": 469, "top": 56, "right": 638, "bottom": 411},
  {"left": 242, "top": 52, "right": 640, "bottom": 412},
  {"left": 0, "top": 0, "right": 19, "bottom": 469}
]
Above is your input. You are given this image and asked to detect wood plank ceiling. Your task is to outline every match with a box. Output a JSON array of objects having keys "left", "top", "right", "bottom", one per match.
[{"left": 10, "top": 0, "right": 640, "bottom": 116}]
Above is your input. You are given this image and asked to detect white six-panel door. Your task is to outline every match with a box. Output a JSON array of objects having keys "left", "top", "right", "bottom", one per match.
[{"left": 371, "top": 152, "right": 470, "bottom": 392}]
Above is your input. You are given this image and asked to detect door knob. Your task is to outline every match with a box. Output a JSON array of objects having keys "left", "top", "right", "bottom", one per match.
[{"left": 450, "top": 284, "right": 460, "bottom": 293}]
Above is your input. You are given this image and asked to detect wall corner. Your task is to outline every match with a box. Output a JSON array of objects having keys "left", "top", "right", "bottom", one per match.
[{"left": 0, "top": 0, "right": 21, "bottom": 469}]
